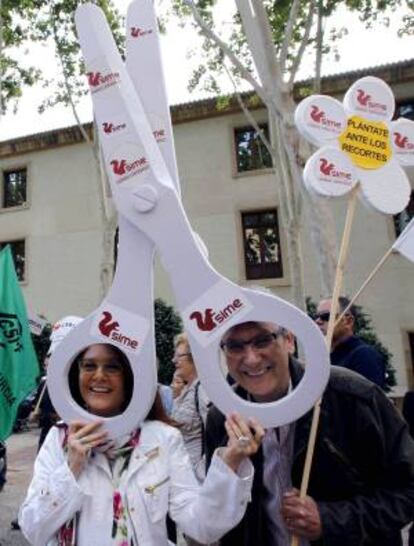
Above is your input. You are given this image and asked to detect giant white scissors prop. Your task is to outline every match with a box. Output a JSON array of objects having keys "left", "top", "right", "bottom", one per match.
[{"left": 48, "top": 1, "right": 330, "bottom": 439}]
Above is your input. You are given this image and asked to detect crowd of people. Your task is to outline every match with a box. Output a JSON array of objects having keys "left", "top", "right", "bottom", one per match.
[{"left": 2, "top": 297, "right": 413, "bottom": 546}]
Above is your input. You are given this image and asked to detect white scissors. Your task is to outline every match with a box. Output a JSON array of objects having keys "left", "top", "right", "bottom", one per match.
[{"left": 48, "top": 0, "right": 329, "bottom": 439}]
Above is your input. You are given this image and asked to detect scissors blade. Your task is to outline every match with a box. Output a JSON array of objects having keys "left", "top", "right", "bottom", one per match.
[
  {"left": 75, "top": 3, "right": 175, "bottom": 202},
  {"left": 126, "top": 0, "right": 180, "bottom": 196}
]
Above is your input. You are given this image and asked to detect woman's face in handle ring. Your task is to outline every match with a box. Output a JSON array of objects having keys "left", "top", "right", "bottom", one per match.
[{"left": 78, "top": 344, "right": 126, "bottom": 417}]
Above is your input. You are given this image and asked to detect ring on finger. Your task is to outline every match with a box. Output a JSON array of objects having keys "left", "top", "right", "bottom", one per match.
[{"left": 237, "top": 435, "right": 250, "bottom": 448}]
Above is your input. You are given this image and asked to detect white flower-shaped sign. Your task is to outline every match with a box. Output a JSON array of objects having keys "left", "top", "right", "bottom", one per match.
[{"left": 295, "top": 76, "right": 414, "bottom": 214}]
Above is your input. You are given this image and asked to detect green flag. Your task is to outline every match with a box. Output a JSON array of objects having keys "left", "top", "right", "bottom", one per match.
[{"left": 0, "top": 245, "right": 39, "bottom": 440}]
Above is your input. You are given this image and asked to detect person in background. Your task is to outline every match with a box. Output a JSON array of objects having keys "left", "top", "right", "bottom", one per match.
[
  {"left": 403, "top": 390, "right": 414, "bottom": 546},
  {"left": 171, "top": 333, "right": 211, "bottom": 546},
  {"left": 30, "top": 316, "right": 83, "bottom": 451},
  {"left": 171, "top": 333, "right": 210, "bottom": 475},
  {"left": 158, "top": 383, "right": 174, "bottom": 416},
  {"left": 171, "top": 370, "right": 187, "bottom": 399},
  {"left": 11, "top": 315, "right": 82, "bottom": 532},
  {"left": 315, "top": 296, "right": 386, "bottom": 388},
  {"left": 19, "top": 342, "right": 264, "bottom": 546}
]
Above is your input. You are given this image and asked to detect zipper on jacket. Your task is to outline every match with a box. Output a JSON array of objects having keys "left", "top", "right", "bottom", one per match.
[{"left": 144, "top": 476, "right": 170, "bottom": 494}]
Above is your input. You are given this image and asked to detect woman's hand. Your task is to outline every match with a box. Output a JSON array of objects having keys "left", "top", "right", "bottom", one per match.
[
  {"left": 67, "top": 421, "right": 108, "bottom": 479},
  {"left": 221, "top": 413, "right": 265, "bottom": 472}
]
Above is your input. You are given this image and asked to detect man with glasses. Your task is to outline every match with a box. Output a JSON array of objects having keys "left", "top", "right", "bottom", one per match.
[
  {"left": 205, "top": 320, "right": 414, "bottom": 546},
  {"left": 315, "top": 297, "right": 385, "bottom": 387}
]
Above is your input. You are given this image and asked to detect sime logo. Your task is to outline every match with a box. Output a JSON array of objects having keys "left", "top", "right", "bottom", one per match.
[
  {"left": 394, "top": 131, "right": 414, "bottom": 150},
  {"left": 310, "top": 105, "right": 342, "bottom": 129},
  {"left": 319, "top": 158, "right": 352, "bottom": 183},
  {"left": 130, "top": 26, "right": 153, "bottom": 38},
  {"left": 190, "top": 299, "right": 244, "bottom": 332},
  {"left": 87, "top": 71, "right": 120, "bottom": 92},
  {"left": 356, "top": 88, "right": 386, "bottom": 112},
  {"left": 103, "top": 122, "right": 126, "bottom": 134},
  {"left": 153, "top": 128, "right": 166, "bottom": 142},
  {"left": 110, "top": 157, "right": 148, "bottom": 179},
  {"left": 98, "top": 311, "right": 139, "bottom": 350}
]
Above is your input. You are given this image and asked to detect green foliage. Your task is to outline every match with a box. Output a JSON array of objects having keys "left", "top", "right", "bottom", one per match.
[
  {"left": 154, "top": 298, "right": 182, "bottom": 385},
  {"left": 306, "top": 297, "right": 396, "bottom": 391},
  {"left": 171, "top": 0, "right": 409, "bottom": 95},
  {"left": 1, "top": 0, "right": 123, "bottom": 113}
]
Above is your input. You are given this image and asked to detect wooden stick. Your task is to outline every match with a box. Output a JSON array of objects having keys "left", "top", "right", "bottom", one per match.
[
  {"left": 32, "top": 380, "right": 47, "bottom": 416},
  {"left": 334, "top": 246, "right": 394, "bottom": 326},
  {"left": 291, "top": 184, "right": 359, "bottom": 546}
]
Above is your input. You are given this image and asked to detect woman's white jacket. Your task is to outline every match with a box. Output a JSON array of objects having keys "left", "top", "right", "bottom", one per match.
[{"left": 19, "top": 420, "right": 253, "bottom": 545}]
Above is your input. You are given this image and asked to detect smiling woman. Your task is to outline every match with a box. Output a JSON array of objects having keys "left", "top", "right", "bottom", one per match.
[
  {"left": 68, "top": 343, "right": 134, "bottom": 417},
  {"left": 19, "top": 341, "right": 265, "bottom": 546}
]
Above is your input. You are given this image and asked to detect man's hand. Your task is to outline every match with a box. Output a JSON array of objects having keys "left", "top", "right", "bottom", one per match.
[
  {"left": 281, "top": 488, "right": 322, "bottom": 540},
  {"left": 220, "top": 413, "right": 265, "bottom": 472}
]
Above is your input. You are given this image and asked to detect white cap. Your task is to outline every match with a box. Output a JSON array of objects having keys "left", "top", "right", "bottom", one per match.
[{"left": 49, "top": 315, "right": 83, "bottom": 355}]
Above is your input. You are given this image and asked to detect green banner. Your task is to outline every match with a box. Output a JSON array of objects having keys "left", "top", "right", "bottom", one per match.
[{"left": 0, "top": 246, "right": 39, "bottom": 440}]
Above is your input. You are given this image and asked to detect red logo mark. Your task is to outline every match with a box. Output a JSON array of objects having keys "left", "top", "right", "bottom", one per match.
[
  {"left": 190, "top": 299, "right": 244, "bottom": 333},
  {"left": 103, "top": 122, "right": 126, "bottom": 134},
  {"left": 394, "top": 131, "right": 414, "bottom": 150},
  {"left": 319, "top": 158, "right": 334, "bottom": 176},
  {"left": 309, "top": 105, "right": 342, "bottom": 129},
  {"left": 357, "top": 89, "right": 371, "bottom": 106},
  {"left": 98, "top": 311, "right": 120, "bottom": 337},
  {"left": 153, "top": 129, "right": 166, "bottom": 141},
  {"left": 319, "top": 158, "right": 352, "bottom": 183},
  {"left": 110, "top": 157, "right": 148, "bottom": 177},
  {"left": 88, "top": 72, "right": 101, "bottom": 87},
  {"left": 190, "top": 309, "right": 215, "bottom": 332},
  {"left": 310, "top": 105, "right": 324, "bottom": 123},
  {"left": 87, "top": 71, "right": 120, "bottom": 91},
  {"left": 98, "top": 311, "right": 139, "bottom": 350},
  {"left": 131, "top": 27, "right": 153, "bottom": 38},
  {"left": 356, "top": 88, "right": 386, "bottom": 112}
]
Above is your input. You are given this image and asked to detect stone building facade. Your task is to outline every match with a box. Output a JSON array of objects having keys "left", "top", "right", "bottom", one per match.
[{"left": 1, "top": 60, "right": 414, "bottom": 394}]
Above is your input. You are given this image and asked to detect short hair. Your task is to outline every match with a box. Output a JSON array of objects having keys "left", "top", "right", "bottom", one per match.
[
  {"left": 337, "top": 297, "right": 356, "bottom": 319},
  {"left": 68, "top": 343, "right": 134, "bottom": 414},
  {"left": 174, "top": 332, "right": 190, "bottom": 350},
  {"left": 222, "top": 321, "right": 289, "bottom": 343}
]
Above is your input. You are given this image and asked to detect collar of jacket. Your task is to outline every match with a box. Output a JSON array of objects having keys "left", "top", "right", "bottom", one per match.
[
  {"left": 92, "top": 422, "right": 164, "bottom": 480},
  {"left": 232, "top": 357, "right": 327, "bottom": 461}
]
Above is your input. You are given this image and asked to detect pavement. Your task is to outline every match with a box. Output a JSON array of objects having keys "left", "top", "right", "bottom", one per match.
[{"left": 0, "top": 427, "right": 38, "bottom": 546}]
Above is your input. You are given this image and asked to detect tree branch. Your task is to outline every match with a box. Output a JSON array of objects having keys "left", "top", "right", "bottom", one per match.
[
  {"left": 183, "top": 0, "right": 267, "bottom": 104},
  {"left": 246, "top": 0, "right": 284, "bottom": 111},
  {"left": 288, "top": 0, "right": 316, "bottom": 88},
  {"left": 51, "top": 7, "right": 96, "bottom": 158},
  {"left": 314, "top": 0, "right": 324, "bottom": 93},
  {"left": 279, "top": 0, "right": 302, "bottom": 73}
]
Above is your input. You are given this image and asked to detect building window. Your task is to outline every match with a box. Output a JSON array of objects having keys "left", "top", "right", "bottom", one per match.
[
  {"left": 2, "top": 168, "right": 27, "bottom": 208},
  {"left": 234, "top": 124, "right": 272, "bottom": 173},
  {"left": 0, "top": 240, "right": 26, "bottom": 281},
  {"left": 393, "top": 190, "right": 414, "bottom": 237},
  {"left": 241, "top": 209, "right": 283, "bottom": 280}
]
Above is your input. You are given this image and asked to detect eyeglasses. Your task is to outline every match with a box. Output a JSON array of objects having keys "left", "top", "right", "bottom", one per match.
[
  {"left": 172, "top": 352, "right": 192, "bottom": 364},
  {"left": 314, "top": 311, "right": 331, "bottom": 322},
  {"left": 78, "top": 359, "right": 123, "bottom": 376},
  {"left": 220, "top": 331, "right": 281, "bottom": 356}
]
